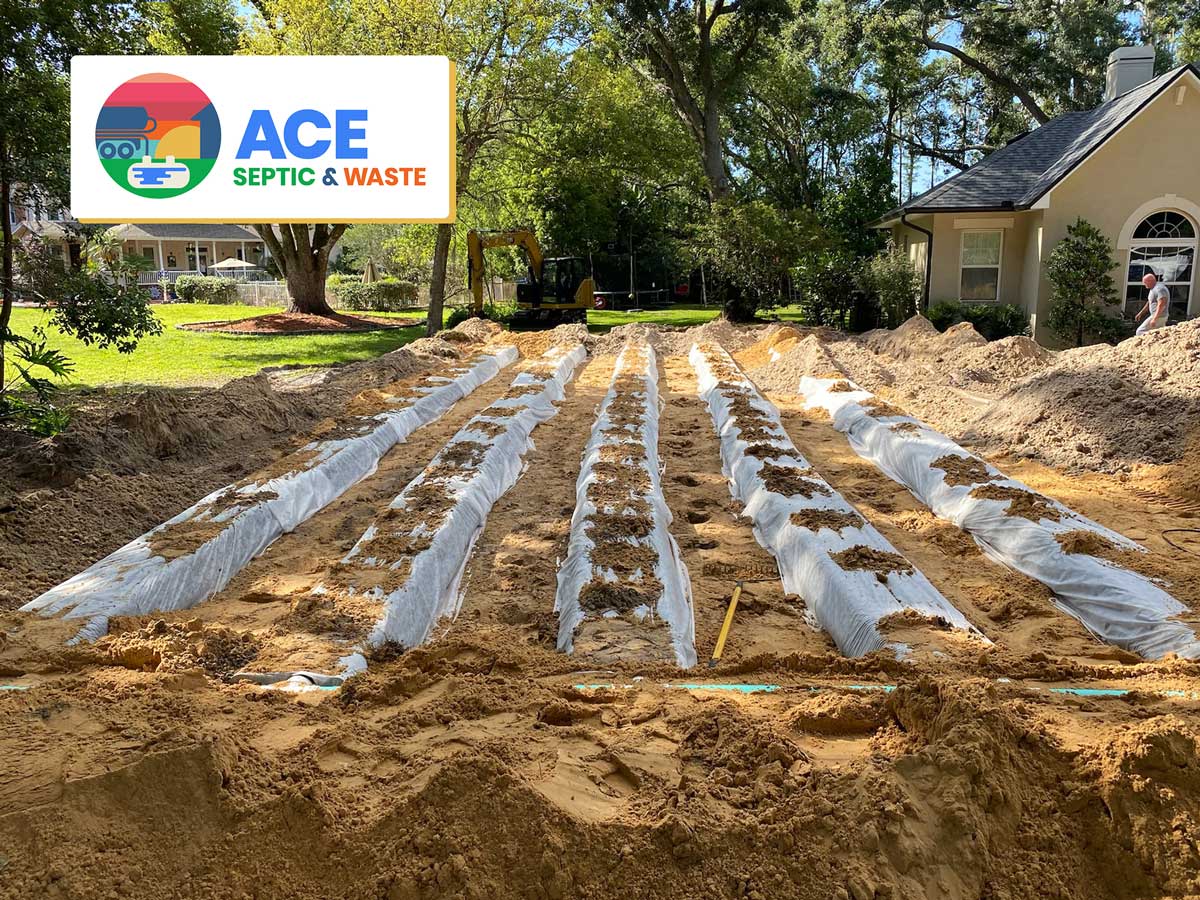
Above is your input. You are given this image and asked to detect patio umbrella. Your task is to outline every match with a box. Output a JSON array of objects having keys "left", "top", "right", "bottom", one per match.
[
  {"left": 362, "top": 257, "right": 378, "bottom": 283},
  {"left": 210, "top": 257, "right": 255, "bottom": 270}
]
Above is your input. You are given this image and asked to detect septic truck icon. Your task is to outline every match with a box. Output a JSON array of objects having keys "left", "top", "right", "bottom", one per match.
[{"left": 95, "top": 106, "right": 157, "bottom": 159}]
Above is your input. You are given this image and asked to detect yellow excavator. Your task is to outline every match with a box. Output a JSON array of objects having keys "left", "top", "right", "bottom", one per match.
[{"left": 467, "top": 229, "right": 593, "bottom": 324}]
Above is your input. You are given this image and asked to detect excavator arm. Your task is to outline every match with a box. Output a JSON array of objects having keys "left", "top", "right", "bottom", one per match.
[{"left": 467, "top": 229, "right": 544, "bottom": 315}]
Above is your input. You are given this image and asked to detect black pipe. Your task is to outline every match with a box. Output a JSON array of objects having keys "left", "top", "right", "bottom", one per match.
[{"left": 901, "top": 212, "right": 933, "bottom": 311}]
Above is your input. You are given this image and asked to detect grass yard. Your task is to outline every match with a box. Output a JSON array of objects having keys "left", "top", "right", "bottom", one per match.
[
  {"left": 5, "top": 301, "right": 811, "bottom": 388},
  {"left": 5, "top": 303, "right": 425, "bottom": 388},
  {"left": 586, "top": 302, "right": 807, "bottom": 333}
]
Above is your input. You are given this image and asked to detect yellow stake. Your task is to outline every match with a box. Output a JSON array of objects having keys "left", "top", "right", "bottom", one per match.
[{"left": 709, "top": 581, "right": 743, "bottom": 668}]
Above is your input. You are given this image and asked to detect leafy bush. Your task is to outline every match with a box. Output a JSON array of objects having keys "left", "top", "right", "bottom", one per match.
[
  {"left": 857, "top": 243, "right": 920, "bottom": 328},
  {"left": 793, "top": 248, "right": 856, "bottom": 328},
  {"left": 0, "top": 326, "right": 75, "bottom": 435},
  {"left": 1045, "top": 218, "right": 1125, "bottom": 347},
  {"left": 927, "top": 300, "right": 1029, "bottom": 340},
  {"left": 174, "top": 275, "right": 237, "bottom": 304},
  {"left": 328, "top": 277, "right": 419, "bottom": 312},
  {"left": 689, "top": 199, "right": 810, "bottom": 322},
  {"left": 483, "top": 299, "right": 519, "bottom": 324},
  {"left": 445, "top": 305, "right": 475, "bottom": 329}
]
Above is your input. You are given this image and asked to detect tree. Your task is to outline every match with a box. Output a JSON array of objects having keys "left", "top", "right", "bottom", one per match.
[
  {"left": 857, "top": 242, "right": 920, "bottom": 327},
  {"left": 0, "top": 1, "right": 177, "bottom": 387},
  {"left": 609, "top": 0, "right": 793, "bottom": 200},
  {"left": 689, "top": 199, "right": 809, "bottom": 321},
  {"left": 1045, "top": 218, "right": 1125, "bottom": 347},
  {"left": 845, "top": 0, "right": 1191, "bottom": 180},
  {"left": 246, "top": 0, "right": 579, "bottom": 333},
  {"left": 253, "top": 224, "right": 347, "bottom": 315}
]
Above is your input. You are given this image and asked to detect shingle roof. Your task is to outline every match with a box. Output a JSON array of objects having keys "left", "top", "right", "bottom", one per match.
[
  {"left": 875, "top": 64, "right": 1200, "bottom": 224},
  {"left": 106, "top": 223, "right": 261, "bottom": 241}
]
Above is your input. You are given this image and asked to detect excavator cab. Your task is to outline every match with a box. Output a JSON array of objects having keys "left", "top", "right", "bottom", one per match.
[{"left": 468, "top": 229, "right": 592, "bottom": 324}]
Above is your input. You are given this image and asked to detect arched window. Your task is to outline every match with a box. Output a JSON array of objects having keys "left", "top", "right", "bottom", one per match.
[{"left": 1126, "top": 211, "right": 1196, "bottom": 321}]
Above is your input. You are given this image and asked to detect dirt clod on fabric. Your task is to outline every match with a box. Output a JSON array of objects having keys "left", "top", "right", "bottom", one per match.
[
  {"left": 970, "top": 483, "right": 1064, "bottom": 522},
  {"left": 830, "top": 545, "right": 915, "bottom": 578}
]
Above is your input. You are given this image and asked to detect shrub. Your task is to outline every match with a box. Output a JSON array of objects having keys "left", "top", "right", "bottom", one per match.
[
  {"left": 793, "top": 248, "right": 857, "bottom": 328},
  {"left": 328, "top": 277, "right": 419, "bottom": 312},
  {"left": 857, "top": 243, "right": 920, "bottom": 328},
  {"left": 927, "top": 300, "right": 1030, "bottom": 340},
  {"left": 174, "top": 275, "right": 237, "bottom": 304},
  {"left": 1045, "top": 218, "right": 1125, "bottom": 347},
  {"left": 445, "top": 305, "right": 475, "bottom": 329},
  {"left": 689, "top": 199, "right": 810, "bottom": 322}
]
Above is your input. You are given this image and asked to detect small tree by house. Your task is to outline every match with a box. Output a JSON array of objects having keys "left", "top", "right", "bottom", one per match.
[
  {"left": 858, "top": 242, "right": 921, "bottom": 328},
  {"left": 1045, "top": 218, "right": 1125, "bottom": 347},
  {"left": 253, "top": 224, "right": 347, "bottom": 316}
]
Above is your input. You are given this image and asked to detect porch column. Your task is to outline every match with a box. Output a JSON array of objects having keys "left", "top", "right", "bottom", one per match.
[
  {"left": 211, "top": 241, "right": 217, "bottom": 273},
  {"left": 156, "top": 240, "right": 163, "bottom": 271},
  {"left": 240, "top": 240, "right": 246, "bottom": 261}
]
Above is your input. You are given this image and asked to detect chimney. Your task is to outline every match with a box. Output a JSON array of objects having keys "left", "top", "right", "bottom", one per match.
[{"left": 1106, "top": 45, "right": 1156, "bottom": 101}]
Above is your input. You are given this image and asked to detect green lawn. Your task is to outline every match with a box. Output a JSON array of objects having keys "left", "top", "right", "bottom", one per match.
[
  {"left": 5, "top": 303, "right": 425, "bottom": 388},
  {"left": 586, "top": 302, "right": 808, "bottom": 333},
  {"left": 6, "top": 301, "right": 810, "bottom": 389}
]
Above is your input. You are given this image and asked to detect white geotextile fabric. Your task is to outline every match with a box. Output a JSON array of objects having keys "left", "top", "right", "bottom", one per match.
[
  {"left": 690, "top": 344, "right": 982, "bottom": 658},
  {"left": 354, "top": 342, "right": 588, "bottom": 650},
  {"left": 800, "top": 375, "right": 1200, "bottom": 659},
  {"left": 555, "top": 341, "right": 697, "bottom": 668},
  {"left": 21, "top": 348, "right": 518, "bottom": 642}
]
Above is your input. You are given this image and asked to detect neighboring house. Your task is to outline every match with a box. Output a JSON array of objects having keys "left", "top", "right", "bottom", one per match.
[
  {"left": 10, "top": 194, "right": 273, "bottom": 287},
  {"left": 875, "top": 46, "right": 1200, "bottom": 344},
  {"left": 105, "top": 223, "right": 267, "bottom": 285}
]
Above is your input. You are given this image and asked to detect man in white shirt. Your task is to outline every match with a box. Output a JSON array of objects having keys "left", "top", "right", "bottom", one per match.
[{"left": 1134, "top": 272, "right": 1170, "bottom": 335}]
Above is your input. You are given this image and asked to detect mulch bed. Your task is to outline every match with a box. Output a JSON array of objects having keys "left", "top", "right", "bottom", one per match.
[{"left": 179, "top": 311, "right": 420, "bottom": 335}]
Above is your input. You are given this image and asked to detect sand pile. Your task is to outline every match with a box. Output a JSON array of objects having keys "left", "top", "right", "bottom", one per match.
[
  {"left": 747, "top": 334, "right": 844, "bottom": 393},
  {"left": 963, "top": 319, "right": 1200, "bottom": 471},
  {"left": 451, "top": 317, "right": 503, "bottom": 343},
  {"left": 2, "top": 663, "right": 1196, "bottom": 900},
  {"left": 864, "top": 315, "right": 987, "bottom": 361},
  {"left": 941, "top": 335, "right": 1055, "bottom": 386}
]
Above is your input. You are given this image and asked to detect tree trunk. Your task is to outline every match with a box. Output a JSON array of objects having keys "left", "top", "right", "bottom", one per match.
[
  {"left": 254, "top": 224, "right": 345, "bottom": 316},
  {"left": 0, "top": 133, "right": 13, "bottom": 391},
  {"left": 283, "top": 263, "right": 329, "bottom": 315},
  {"left": 426, "top": 222, "right": 454, "bottom": 337}
]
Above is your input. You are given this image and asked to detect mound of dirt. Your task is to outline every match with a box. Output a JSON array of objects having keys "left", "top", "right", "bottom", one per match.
[
  {"left": 863, "top": 314, "right": 946, "bottom": 359},
  {"left": 0, "top": 336, "right": 481, "bottom": 611},
  {"left": 180, "top": 311, "right": 418, "bottom": 333},
  {"left": 963, "top": 319, "right": 1200, "bottom": 471},
  {"left": 498, "top": 322, "right": 588, "bottom": 357},
  {"left": 943, "top": 335, "right": 1055, "bottom": 386},
  {"left": 746, "top": 334, "right": 844, "bottom": 393},
  {"left": 451, "top": 317, "right": 503, "bottom": 343}
]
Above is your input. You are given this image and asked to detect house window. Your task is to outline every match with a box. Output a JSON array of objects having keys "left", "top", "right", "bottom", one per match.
[
  {"left": 1125, "top": 211, "right": 1195, "bottom": 321},
  {"left": 959, "top": 230, "right": 1003, "bottom": 302},
  {"left": 142, "top": 247, "right": 156, "bottom": 266}
]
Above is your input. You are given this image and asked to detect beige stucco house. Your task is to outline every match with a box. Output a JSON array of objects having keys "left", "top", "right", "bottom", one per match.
[{"left": 876, "top": 47, "right": 1200, "bottom": 344}]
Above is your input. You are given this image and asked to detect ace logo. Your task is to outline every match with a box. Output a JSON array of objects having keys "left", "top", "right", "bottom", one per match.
[{"left": 72, "top": 56, "right": 455, "bottom": 223}]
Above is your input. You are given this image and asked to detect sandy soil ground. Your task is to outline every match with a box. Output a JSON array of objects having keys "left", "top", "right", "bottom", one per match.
[{"left": 2, "top": 316, "right": 1199, "bottom": 900}]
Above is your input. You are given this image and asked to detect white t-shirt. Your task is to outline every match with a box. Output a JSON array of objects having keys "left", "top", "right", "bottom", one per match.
[{"left": 1148, "top": 283, "right": 1170, "bottom": 322}]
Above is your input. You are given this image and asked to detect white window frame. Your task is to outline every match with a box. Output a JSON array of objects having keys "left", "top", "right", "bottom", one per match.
[
  {"left": 958, "top": 229, "right": 1004, "bottom": 303},
  {"left": 1125, "top": 211, "right": 1197, "bottom": 320}
]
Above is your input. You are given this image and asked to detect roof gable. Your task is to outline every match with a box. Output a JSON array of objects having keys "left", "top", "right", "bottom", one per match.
[{"left": 876, "top": 64, "right": 1200, "bottom": 224}]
